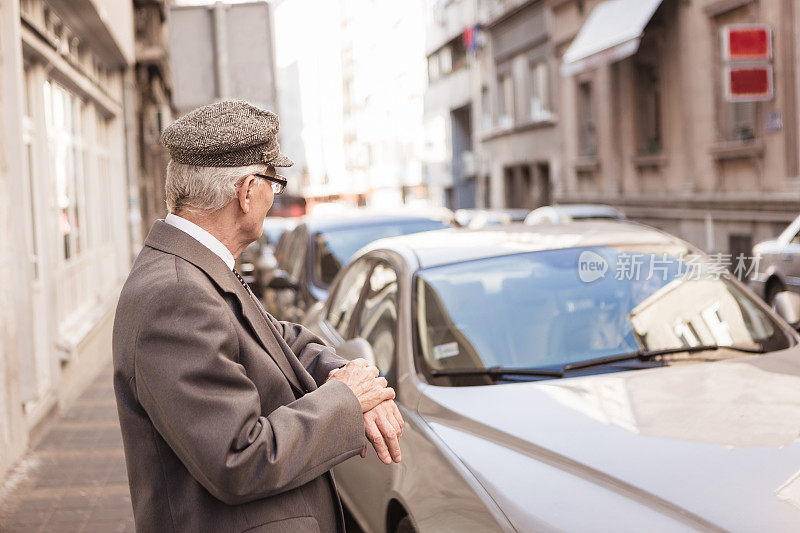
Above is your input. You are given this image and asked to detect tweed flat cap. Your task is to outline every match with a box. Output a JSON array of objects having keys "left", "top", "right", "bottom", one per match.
[{"left": 160, "top": 100, "right": 293, "bottom": 168}]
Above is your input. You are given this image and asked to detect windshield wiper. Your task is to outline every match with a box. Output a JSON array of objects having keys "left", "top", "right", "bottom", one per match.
[
  {"left": 430, "top": 366, "right": 564, "bottom": 378},
  {"left": 564, "top": 343, "right": 765, "bottom": 372},
  {"left": 430, "top": 344, "right": 764, "bottom": 381}
]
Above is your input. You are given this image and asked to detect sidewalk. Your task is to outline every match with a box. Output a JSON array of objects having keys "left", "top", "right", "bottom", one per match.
[{"left": 0, "top": 363, "right": 134, "bottom": 533}]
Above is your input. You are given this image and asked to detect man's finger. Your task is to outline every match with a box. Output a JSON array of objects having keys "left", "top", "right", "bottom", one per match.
[
  {"left": 389, "top": 406, "right": 403, "bottom": 438},
  {"left": 375, "top": 413, "right": 401, "bottom": 463},
  {"left": 380, "top": 387, "right": 396, "bottom": 402},
  {"left": 394, "top": 406, "right": 404, "bottom": 436},
  {"left": 382, "top": 400, "right": 404, "bottom": 436},
  {"left": 360, "top": 443, "right": 367, "bottom": 458},
  {"left": 365, "top": 416, "right": 390, "bottom": 464}
]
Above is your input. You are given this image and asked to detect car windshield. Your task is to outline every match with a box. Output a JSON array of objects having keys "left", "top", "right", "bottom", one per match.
[
  {"left": 313, "top": 219, "right": 449, "bottom": 287},
  {"left": 415, "top": 245, "right": 792, "bottom": 385}
]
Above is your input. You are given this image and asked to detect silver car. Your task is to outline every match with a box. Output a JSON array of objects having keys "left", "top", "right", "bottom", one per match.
[
  {"left": 304, "top": 221, "right": 800, "bottom": 532},
  {"left": 751, "top": 213, "right": 800, "bottom": 304},
  {"left": 524, "top": 204, "right": 626, "bottom": 225}
]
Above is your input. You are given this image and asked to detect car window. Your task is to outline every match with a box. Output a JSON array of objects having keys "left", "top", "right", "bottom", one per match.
[
  {"left": 326, "top": 259, "right": 372, "bottom": 338},
  {"left": 287, "top": 231, "right": 308, "bottom": 281},
  {"left": 276, "top": 227, "right": 299, "bottom": 269},
  {"left": 356, "top": 262, "right": 398, "bottom": 374},
  {"left": 415, "top": 245, "right": 792, "bottom": 385},
  {"left": 312, "top": 219, "right": 449, "bottom": 287}
]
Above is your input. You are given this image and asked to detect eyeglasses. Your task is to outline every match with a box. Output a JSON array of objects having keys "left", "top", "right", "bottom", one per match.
[{"left": 253, "top": 173, "right": 287, "bottom": 195}]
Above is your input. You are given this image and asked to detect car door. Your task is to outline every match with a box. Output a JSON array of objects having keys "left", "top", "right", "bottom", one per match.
[
  {"left": 333, "top": 260, "right": 401, "bottom": 532},
  {"left": 270, "top": 226, "right": 309, "bottom": 321},
  {"left": 323, "top": 257, "right": 374, "bottom": 343},
  {"left": 787, "top": 229, "right": 800, "bottom": 293}
]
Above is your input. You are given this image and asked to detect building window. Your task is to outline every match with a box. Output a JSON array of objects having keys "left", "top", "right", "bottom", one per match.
[
  {"left": 498, "top": 73, "right": 514, "bottom": 129},
  {"left": 427, "top": 52, "right": 440, "bottom": 83},
  {"left": 44, "top": 80, "right": 87, "bottom": 261},
  {"left": 451, "top": 35, "right": 467, "bottom": 72},
  {"left": 439, "top": 46, "right": 453, "bottom": 76},
  {"left": 529, "top": 61, "right": 550, "bottom": 121},
  {"left": 727, "top": 102, "right": 756, "bottom": 142},
  {"left": 96, "top": 115, "right": 113, "bottom": 243},
  {"left": 481, "top": 85, "right": 491, "bottom": 130},
  {"left": 578, "top": 80, "right": 596, "bottom": 156},
  {"left": 636, "top": 63, "right": 662, "bottom": 154},
  {"left": 428, "top": 35, "right": 467, "bottom": 84}
]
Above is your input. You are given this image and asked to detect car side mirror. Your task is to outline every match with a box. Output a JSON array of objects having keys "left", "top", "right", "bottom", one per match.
[
  {"left": 335, "top": 337, "right": 377, "bottom": 367},
  {"left": 268, "top": 273, "right": 298, "bottom": 291},
  {"left": 773, "top": 291, "right": 800, "bottom": 329}
]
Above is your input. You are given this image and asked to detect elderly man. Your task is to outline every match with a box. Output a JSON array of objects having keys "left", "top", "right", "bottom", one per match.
[{"left": 113, "top": 100, "right": 403, "bottom": 533}]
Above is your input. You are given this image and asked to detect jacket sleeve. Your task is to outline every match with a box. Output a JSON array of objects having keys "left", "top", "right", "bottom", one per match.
[
  {"left": 268, "top": 315, "right": 349, "bottom": 386},
  {"left": 133, "top": 279, "right": 364, "bottom": 505}
]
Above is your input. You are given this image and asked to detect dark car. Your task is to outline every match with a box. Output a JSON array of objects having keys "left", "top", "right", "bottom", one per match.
[
  {"left": 263, "top": 211, "right": 450, "bottom": 322},
  {"left": 235, "top": 217, "right": 298, "bottom": 297}
]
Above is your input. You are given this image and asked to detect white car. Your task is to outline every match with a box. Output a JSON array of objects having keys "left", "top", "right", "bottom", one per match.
[{"left": 525, "top": 204, "right": 626, "bottom": 225}]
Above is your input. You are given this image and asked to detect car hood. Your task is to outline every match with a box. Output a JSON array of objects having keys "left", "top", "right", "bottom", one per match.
[{"left": 418, "top": 348, "right": 800, "bottom": 532}]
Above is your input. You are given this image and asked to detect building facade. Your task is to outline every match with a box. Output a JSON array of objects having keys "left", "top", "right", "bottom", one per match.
[
  {"left": 423, "top": 0, "right": 558, "bottom": 211},
  {"left": 339, "top": 0, "right": 428, "bottom": 208},
  {"left": 552, "top": 0, "right": 800, "bottom": 257},
  {"left": 477, "top": 0, "right": 558, "bottom": 210},
  {"left": 273, "top": 0, "right": 347, "bottom": 201},
  {"left": 133, "top": 0, "right": 174, "bottom": 237},
  {"left": 0, "top": 0, "right": 135, "bottom": 480},
  {"left": 422, "top": 0, "right": 480, "bottom": 209}
]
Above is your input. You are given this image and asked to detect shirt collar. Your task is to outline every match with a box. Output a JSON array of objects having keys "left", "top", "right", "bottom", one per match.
[{"left": 165, "top": 213, "right": 235, "bottom": 270}]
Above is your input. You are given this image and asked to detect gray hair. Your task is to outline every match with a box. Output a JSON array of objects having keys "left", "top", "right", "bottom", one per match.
[{"left": 165, "top": 160, "right": 270, "bottom": 214}]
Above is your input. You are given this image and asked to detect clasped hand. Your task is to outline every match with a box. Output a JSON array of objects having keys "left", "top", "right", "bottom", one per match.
[{"left": 326, "top": 359, "right": 403, "bottom": 465}]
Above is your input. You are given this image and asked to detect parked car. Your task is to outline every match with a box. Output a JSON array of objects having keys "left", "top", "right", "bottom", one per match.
[
  {"left": 466, "top": 208, "right": 530, "bottom": 229},
  {"left": 453, "top": 208, "right": 530, "bottom": 228},
  {"left": 303, "top": 221, "right": 800, "bottom": 532},
  {"left": 525, "top": 204, "right": 626, "bottom": 225},
  {"left": 235, "top": 217, "right": 298, "bottom": 296},
  {"left": 750, "top": 213, "right": 800, "bottom": 304},
  {"left": 263, "top": 212, "right": 451, "bottom": 322}
]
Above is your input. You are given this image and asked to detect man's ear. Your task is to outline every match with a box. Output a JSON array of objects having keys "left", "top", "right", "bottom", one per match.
[{"left": 237, "top": 175, "right": 256, "bottom": 214}]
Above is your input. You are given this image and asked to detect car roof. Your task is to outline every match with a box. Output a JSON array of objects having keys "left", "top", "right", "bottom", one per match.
[
  {"left": 545, "top": 204, "right": 623, "bottom": 217},
  {"left": 366, "top": 220, "right": 684, "bottom": 269},
  {"left": 299, "top": 211, "right": 450, "bottom": 233}
]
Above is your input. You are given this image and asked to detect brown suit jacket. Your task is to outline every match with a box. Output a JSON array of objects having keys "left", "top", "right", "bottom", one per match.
[{"left": 113, "top": 220, "right": 365, "bottom": 532}]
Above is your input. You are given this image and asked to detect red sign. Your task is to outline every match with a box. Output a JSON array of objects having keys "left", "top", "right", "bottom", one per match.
[
  {"left": 725, "top": 65, "right": 773, "bottom": 102},
  {"left": 722, "top": 25, "right": 772, "bottom": 61}
]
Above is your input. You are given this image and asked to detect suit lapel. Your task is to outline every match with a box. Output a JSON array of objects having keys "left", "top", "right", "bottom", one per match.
[{"left": 144, "top": 220, "right": 305, "bottom": 395}]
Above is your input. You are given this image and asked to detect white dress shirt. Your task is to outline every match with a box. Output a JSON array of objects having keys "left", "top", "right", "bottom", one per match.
[{"left": 165, "top": 213, "right": 235, "bottom": 271}]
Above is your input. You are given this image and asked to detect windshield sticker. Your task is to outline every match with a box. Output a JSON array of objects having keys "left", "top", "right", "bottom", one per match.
[{"left": 433, "top": 342, "right": 459, "bottom": 359}]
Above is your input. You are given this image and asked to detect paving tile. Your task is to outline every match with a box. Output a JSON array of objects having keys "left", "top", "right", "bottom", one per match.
[{"left": 0, "top": 363, "right": 134, "bottom": 531}]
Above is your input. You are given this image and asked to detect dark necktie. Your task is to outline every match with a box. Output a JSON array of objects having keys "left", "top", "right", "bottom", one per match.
[
  {"left": 232, "top": 267, "right": 254, "bottom": 296},
  {"left": 234, "top": 267, "right": 269, "bottom": 314},
  {"left": 233, "top": 269, "right": 305, "bottom": 396}
]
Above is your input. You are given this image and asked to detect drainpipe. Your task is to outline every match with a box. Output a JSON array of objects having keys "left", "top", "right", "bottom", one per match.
[{"left": 212, "top": 1, "right": 230, "bottom": 99}]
